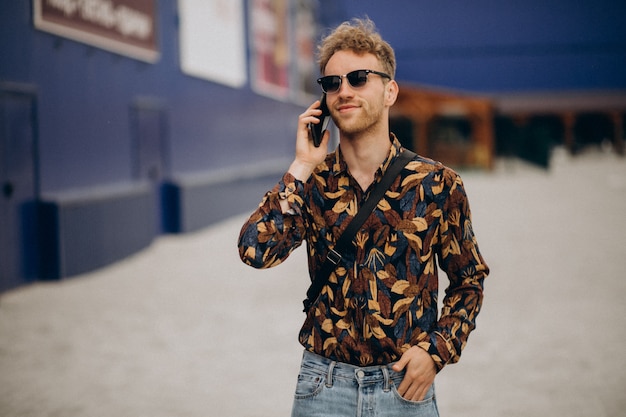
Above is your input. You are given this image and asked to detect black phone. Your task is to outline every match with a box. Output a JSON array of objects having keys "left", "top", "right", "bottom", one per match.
[{"left": 309, "top": 94, "right": 330, "bottom": 147}]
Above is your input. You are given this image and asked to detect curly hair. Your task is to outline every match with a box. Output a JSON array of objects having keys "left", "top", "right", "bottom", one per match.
[{"left": 317, "top": 18, "right": 396, "bottom": 78}]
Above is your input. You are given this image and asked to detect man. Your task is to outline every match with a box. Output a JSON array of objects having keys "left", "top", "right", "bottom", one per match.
[{"left": 238, "top": 18, "right": 489, "bottom": 416}]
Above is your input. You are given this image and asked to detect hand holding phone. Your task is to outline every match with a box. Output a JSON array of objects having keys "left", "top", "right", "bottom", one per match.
[{"left": 308, "top": 94, "right": 330, "bottom": 147}]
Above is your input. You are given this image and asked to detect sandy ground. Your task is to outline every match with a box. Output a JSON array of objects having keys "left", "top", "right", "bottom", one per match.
[{"left": 1, "top": 148, "right": 625, "bottom": 417}]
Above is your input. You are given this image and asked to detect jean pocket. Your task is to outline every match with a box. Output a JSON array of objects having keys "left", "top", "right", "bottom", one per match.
[
  {"left": 391, "top": 383, "right": 436, "bottom": 408},
  {"left": 293, "top": 365, "right": 325, "bottom": 399}
]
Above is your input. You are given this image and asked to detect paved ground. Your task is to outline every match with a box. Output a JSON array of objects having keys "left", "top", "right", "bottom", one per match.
[{"left": 1, "top": 148, "right": 625, "bottom": 417}]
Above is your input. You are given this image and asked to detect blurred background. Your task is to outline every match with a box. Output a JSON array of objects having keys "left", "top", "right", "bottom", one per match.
[
  {"left": 1, "top": 0, "right": 625, "bottom": 291},
  {"left": 1, "top": 2, "right": 626, "bottom": 416}
]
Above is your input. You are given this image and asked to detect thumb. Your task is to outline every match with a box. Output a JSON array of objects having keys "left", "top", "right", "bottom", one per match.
[
  {"left": 321, "top": 128, "right": 330, "bottom": 145},
  {"left": 392, "top": 355, "right": 408, "bottom": 372}
]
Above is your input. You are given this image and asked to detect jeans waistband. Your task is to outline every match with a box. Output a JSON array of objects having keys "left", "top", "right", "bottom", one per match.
[{"left": 301, "top": 350, "right": 403, "bottom": 391}]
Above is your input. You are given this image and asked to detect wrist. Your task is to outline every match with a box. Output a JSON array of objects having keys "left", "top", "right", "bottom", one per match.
[{"left": 288, "top": 159, "right": 316, "bottom": 182}]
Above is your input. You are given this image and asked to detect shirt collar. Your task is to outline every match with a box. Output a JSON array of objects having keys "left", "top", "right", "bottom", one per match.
[{"left": 330, "top": 133, "right": 404, "bottom": 178}]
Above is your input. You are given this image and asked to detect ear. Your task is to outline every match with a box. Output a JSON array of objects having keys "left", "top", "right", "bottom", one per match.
[{"left": 385, "top": 80, "right": 399, "bottom": 106}]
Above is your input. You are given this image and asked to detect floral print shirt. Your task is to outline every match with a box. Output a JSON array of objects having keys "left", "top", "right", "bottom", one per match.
[{"left": 238, "top": 135, "right": 489, "bottom": 371}]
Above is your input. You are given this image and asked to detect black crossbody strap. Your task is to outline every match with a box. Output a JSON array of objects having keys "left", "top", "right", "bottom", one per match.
[{"left": 303, "top": 149, "right": 416, "bottom": 312}]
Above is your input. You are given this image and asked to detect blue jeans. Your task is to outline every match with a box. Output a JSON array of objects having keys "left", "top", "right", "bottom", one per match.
[{"left": 291, "top": 350, "right": 440, "bottom": 417}]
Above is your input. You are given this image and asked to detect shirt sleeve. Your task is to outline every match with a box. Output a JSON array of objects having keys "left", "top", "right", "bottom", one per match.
[
  {"left": 237, "top": 172, "right": 307, "bottom": 269},
  {"left": 425, "top": 171, "right": 489, "bottom": 372}
]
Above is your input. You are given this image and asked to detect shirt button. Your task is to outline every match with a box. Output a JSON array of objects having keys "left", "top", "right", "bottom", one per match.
[{"left": 356, "top": 370, "right": 365, "bottom": 378}]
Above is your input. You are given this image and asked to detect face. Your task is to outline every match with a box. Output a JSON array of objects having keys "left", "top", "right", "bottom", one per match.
[{"left": 322, "top": 50, "right": 398, "bottom": 137}]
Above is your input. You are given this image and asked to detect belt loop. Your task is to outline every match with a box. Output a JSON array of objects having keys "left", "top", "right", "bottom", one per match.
[
  {"left": 382, "top": 366, "right": 390, "bottom": 392},
  {"left": 326, "top": 361, "right": 336, "bottom": 388}
]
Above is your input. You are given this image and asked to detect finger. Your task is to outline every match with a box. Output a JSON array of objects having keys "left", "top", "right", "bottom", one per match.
[
  {"left": 320, "top": 128, "right": 330, "bottom": 144},
  {"left": 299, "top": 112, "right": 320, "bottom": 126},
  {"left": 305, "top": 100, "right": 322, "bottom": 115},
  {"left": 410, "top": 384, "right": 426, "bottom": 402},
  {"left": 405, "top": 384, "right": 419, "bottom": 401},
  {"left": 395, "top": 373, "right": 411, "bottom": 397},
  {"left": 298, "top": 115, "right": 320, "bottom": 138},
  {"left": 298, "top": 112, "right": 324, "bottom": 134},
  {"left": 401, "top": 380, "right": 427, "bottom": 402},
  {"left": 391, "top": 357, "right": 408, "bottom": 372},
  {"left": 414, "top": 383, "right": 431, "bottom": 402},
  {"left": 396, "top": 381, "right": 408, "bottom": 397},
  {"left": 300, "top": 100, "right": 323, "bottom": 118}
]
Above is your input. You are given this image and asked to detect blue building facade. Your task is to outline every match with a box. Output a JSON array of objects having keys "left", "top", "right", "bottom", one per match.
[{"left": 1, "top": 0, "right": 625, "bottom": 291}]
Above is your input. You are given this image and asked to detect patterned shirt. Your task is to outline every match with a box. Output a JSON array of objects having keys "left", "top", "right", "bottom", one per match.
[{"left": 238, "top": 135, "right": 489, "bottom": 371}]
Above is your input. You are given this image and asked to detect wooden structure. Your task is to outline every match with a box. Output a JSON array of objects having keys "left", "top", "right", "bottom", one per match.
[
  {"left": 491, "top": 90, "right": 626, "bottom": 156},
  {"left": 390, "top": 84, "right": 495, "bottom": 170},
  {"left": 391, "top": 85, "right": 626, "bottom": 170}
]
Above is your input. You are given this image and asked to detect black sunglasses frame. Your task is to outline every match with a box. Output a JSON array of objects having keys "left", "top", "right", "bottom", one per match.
[{"left": 317, "top": 69, "right": 391, "bottom": 94}]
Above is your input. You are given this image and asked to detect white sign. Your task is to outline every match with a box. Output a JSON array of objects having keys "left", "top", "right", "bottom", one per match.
[
  {"left": 33, "top": 0, "right": 159, "bottom": 63},
  {"left": 178, "top": 0, "right": 247, "bottom": 88}
]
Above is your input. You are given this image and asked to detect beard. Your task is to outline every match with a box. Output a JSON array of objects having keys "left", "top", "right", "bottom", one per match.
[{"left": 332, "top": 97, "right": 386, "bottom": 137}]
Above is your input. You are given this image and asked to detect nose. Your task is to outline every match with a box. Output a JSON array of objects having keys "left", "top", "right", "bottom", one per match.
[{"left": 336, "top": 77, "right": 355, "bottom": 97}]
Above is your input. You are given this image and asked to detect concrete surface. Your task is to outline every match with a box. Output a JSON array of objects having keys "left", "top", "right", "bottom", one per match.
[{"left": 1, "top": 148, "right": 625, "bottom": 416}]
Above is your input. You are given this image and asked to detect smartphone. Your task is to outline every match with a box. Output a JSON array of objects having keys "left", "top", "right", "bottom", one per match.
[{"left": 309, "top": 94, "right": 330, "bottom": 147}]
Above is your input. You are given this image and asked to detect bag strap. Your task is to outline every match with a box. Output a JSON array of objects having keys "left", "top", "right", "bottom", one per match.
[{"left": 303, "top": 149, "right": 416, "bottom": 312}]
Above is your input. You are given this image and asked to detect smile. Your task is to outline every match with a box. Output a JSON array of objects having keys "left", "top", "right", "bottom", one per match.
[{"left": 338, "top": 104, "right": 359, "bottom": 112}]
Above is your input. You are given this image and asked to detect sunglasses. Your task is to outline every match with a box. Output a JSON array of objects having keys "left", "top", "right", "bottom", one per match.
[{"left": 317, "top": 69, "right": 391, "bottom": 94}]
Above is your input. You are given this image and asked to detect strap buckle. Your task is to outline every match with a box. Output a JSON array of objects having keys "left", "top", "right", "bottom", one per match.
[{"left": 326, "top": 249, "right": 342, "bottom": 265}]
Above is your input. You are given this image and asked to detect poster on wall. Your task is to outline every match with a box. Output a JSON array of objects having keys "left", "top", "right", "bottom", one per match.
[
  {"left": 249, "top": 0, "right": 291, "bottom": 100},
  {"left": 291, "top": 0, "right": 319, "bottom": 101},
  {"left": 178, "top": 0, "right": 247, "bottom": 88},
  {"left": 33, "top": 0, "right": 159, "bottom": 63},
  {"left": 249, "top": 0, "right": 318, "bottom": 102}
]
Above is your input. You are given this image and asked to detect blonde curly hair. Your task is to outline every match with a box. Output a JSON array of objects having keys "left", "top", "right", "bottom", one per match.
[{"left": 317, "top": 18, "right": 396, "bottom": 78}]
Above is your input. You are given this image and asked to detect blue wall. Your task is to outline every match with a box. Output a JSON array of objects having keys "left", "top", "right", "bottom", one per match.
[
  {"left": 3, "top": 0, "right": 625, "bottom": 193},
  {"left": 1, "top": 0, "right": 624, "bottom": 290},
  {"left": 325, "top": 0, "right": 626, "bottom": 92},
  {"left": 1, "top": 1, "right": 301, "bottom": 194},
  {"left": 1, "top": 1, "right": 302, "bottom": 288}
]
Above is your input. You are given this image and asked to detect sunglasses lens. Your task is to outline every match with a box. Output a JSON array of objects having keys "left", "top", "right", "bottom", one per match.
[
  {"left": 320, "top": 76, "right": 341, "bottom": 93},
  {"left": 318, "top": 70, "right": 376, "bottom": 93},
  {"left": 347, "top": 70, "right": 368, "bottom": 88}
]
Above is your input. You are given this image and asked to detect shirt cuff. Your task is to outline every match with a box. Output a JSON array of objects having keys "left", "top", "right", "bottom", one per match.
[
  {"left": 417, "top": 331, "right": 455, "bottom": 373},
  {"left": 277, "top": 172, "right": 304, "bottom": 215}
]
